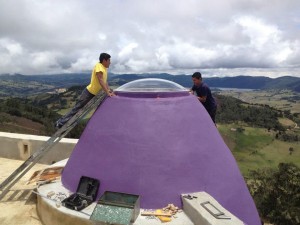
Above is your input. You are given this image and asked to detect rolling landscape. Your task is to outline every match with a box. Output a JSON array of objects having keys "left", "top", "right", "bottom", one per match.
[
  {"left": 0, "top": 73, "right": 299, "bottom": 224},
  {"left": 0, "top": 73, "right": 300, "bottom": 97},
  {"left": 0, "top": 73, "right": 299, "bottom": 172}
]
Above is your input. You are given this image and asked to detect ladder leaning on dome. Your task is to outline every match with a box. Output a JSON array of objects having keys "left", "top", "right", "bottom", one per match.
[{"left": 0, "top": 91, "right": 108, "bottom": 199}]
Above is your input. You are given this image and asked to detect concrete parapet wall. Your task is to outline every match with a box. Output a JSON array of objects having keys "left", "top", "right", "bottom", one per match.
[{"left": 0, "top": 132, "right": 77, "bottom": 164}]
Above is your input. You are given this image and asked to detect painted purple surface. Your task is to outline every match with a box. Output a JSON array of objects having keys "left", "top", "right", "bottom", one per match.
[{"left": 61, "top": 93, "right": 261, "bottom": 225}]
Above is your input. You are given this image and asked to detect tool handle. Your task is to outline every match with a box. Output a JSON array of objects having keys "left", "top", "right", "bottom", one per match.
[{"left": 141, "top": 212, "right": 172, "bottom": 217}]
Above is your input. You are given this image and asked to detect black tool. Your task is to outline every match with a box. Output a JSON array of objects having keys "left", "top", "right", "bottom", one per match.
[
  {"left": 183, "top": 194, "right": 198, "bottom": 200},
  {"left": 62, "top": 176, "right": 100, "bottom": 211}
]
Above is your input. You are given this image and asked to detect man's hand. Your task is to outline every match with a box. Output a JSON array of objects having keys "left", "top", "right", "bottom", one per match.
[
  {"left": 106, "top": 89, "right": 116, "bottom": 97},
  {"left": 107, "top": 92, "right": 116, "bottom": 97},
  {"left": 198, "top": 96, "right": 207, "bottom": 103}
]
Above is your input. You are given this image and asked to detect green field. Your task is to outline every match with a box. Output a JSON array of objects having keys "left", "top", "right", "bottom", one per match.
[
  {"left": 219, "top": 89, "right": 300, "bottom": 114},
  {"left": 218, "top": 123, "right": 300, "bottom": 175},
  {"left": 0, "top": 80, "right": 55, "bottom": 97}
]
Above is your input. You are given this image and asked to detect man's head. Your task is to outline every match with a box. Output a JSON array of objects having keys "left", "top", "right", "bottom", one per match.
[
  {"left": 192, "top": 72, "right": 202, "bottom": 86},
  {"left": 99, "top": 53, "right": 111, "bottom": 68}
]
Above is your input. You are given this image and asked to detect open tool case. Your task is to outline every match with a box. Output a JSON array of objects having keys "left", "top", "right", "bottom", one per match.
[
  {"left": 62, "top": 176, "right": 100, "bottom": 211},
  {"left": 90, "top": 191, "right": 140, "bottom": 224}
]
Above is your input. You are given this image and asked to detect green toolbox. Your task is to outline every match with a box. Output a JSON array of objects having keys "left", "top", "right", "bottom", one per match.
[{"left": 90, "top": 191, "right": 140, "bottom": 225}]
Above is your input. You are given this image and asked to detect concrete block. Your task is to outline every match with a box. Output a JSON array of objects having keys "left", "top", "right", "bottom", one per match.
[{"left": 182, "top": 192, "right": 244, "bottom": 225}]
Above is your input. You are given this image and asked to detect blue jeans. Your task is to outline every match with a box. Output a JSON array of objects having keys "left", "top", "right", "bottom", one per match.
[{"left": 56, "top": 88, "right": 95, "bottom": 127}]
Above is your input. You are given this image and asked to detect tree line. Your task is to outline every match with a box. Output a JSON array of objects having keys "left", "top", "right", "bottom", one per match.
[
  {"left": 215, "top": 94, "right": 285, "bottom": 131},
  {"left": 0, "top": 98, "right": 59, "bottom": 135},
  {"left": 247, "top": 163, "right": 300, "bottom": 225},
  {"left": 0, "top": 86, "right": 86, "bottom": 138}
]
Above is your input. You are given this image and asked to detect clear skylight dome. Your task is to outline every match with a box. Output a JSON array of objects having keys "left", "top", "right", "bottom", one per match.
[{"left": 115, "top": 78, "right": 187, "bottom": 92}]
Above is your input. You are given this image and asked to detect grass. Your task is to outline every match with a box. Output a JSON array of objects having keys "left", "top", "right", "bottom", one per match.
[
  {"left": 278, "top": 117, "right": 296, "bottom": 127},
  {"left": 219, "top": 89, "right": 300, "bottom": 114},
  {"left": 216, "top": 89, "right": 300, "bottom": 176},
  {"left": 217, "top": 123, "right": 300, "bottom": 175}
]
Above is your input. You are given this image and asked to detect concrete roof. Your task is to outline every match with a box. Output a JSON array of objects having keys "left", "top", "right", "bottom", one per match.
[{"left": 0, "top": 157, "right": 46, "bottom": 225}]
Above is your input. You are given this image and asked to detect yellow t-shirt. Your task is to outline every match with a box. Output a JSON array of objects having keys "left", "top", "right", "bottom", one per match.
[{"left": 86, "top": 62, "right": 107, "bottom": 95}]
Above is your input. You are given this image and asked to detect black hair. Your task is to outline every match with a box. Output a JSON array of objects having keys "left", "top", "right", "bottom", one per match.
[
  {"left": 192, "top": 72, "right": 202, "bottom": 79},
  {"left": 99, "top": 53, "right": 111, "bottom": 63}
]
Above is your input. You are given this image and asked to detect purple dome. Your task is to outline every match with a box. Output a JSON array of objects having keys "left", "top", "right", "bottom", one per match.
[{"left": 61, "top": 79, "right": 261, "bottom": 225}]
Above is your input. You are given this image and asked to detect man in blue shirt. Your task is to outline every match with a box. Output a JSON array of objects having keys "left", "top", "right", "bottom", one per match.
[{"left": 191, "top": 72, "right": 217, "bottom": 123}]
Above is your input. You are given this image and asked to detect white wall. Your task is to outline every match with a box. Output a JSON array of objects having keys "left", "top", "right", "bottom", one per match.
[{"left": 0, "top": 132, "right": 77, "bottom": 164}]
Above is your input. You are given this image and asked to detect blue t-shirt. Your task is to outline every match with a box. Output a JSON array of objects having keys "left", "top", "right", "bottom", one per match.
[{"left": 192, "top": 82, "right": 217, "bottom": 112}]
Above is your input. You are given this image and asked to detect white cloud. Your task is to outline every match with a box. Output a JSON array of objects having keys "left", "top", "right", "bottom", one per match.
[
  {"left": 233, "top": 16, "right": 297, "bottom": 67},
  {"left": 118, "top": 43, "right": 139, "bottom": 59},
  {"left": 0, "top": 38, "right": 23, "bottom": 55},
  {"left": 235, "top": 16, "right": 279, "bottom": 50},
  {"left": 31, "top": 51, "right": 60, "bottom": 69},
  {"left": 0, "top": 39, "right": 22, "bottom": 69},
  {"left": 0, "top": 0, "right": 299, "bottom": 77}
]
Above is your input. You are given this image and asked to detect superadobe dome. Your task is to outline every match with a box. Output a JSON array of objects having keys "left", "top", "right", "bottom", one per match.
[{"left": 61, "top": 78, "right": 261, "bottom": 225}]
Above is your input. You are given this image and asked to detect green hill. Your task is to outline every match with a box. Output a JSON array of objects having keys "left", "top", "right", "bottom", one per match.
[
  {"left": 1, "top": 73, "right": 300, "bottom": 97},
  {"left": 218, "top": 123, "right": 300, "bottom": 175}
]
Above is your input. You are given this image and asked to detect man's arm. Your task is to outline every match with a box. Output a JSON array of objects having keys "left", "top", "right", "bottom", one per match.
[
  {"left": 190, "top": 86, "right": 195, "bottom": 95},
  {"left": 96, "top": 71, "right": 115, "bottom": 97},
  {"left": 198, "top": 96, "right": 207, "bottom": 103},
  {"left": 106, "top": 82, "right": 113, "bottom": 93},
  {"left": 197, "top": 85, "right": 208, "bottom": 102}
]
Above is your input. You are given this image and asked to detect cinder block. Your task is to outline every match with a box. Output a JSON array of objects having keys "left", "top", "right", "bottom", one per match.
[{"left": 182, "top": 192, "right": 244, "bottom": 225}]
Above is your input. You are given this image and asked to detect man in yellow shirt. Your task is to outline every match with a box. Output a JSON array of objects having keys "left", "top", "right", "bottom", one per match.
[{"left": 55, "top": 52, "right": 114, "bottom": 129}]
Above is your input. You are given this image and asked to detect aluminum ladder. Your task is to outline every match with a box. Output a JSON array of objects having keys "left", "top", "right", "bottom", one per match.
[{"left": 0, "top": 91, "right": 107, "bottom": 199}]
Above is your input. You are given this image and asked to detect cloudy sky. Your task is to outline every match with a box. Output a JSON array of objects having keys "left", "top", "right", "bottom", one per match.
[{"left": 0, "top": 0, "right": 300, "bottom": 78}]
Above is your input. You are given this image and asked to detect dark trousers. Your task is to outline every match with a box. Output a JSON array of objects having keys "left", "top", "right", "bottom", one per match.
[
  {"left": 56, "top": 88, "right": 95, "bottom": 126},
  {"left": 208, "top": 107, "right": 217, "bottom": 124}
]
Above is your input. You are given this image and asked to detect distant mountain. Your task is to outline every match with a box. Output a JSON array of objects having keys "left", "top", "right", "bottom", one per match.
[
  {"left": 0, "top": 73, "right": 299, "bottom": 97},
  {"left": 109, "top": 74, "right": 300, "bottom": 92},
  {"left": 0, "top": 73, "right": 91, "bottom": 87},
  {"left": 0, "top": 73, "right": 91, "bottom": 97}
]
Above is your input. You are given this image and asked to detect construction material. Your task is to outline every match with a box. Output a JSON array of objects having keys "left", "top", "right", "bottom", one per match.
[
  {"left": 47, "top": 191, "right": 55, "bottom": 198},
  {"left": 141, "top": 204, "right": 181, "bottom": 223},
  {"left": 156, "top": 209, "right": 172, "bottom": 223},
  {"left": 32, "top": 190, "right": 61, "bottom": 207},
  {"left": 27, "top": 166, "right": 64, "bottom": 184},
  {"left": 37, "top": 177, "right": 59, "bottom": 187},
  {"left": 162, "top": 203, "right": 181, "bottom": 215},
  {"left": 0, "top": 91, "right": 107, "bottom": 199}
]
